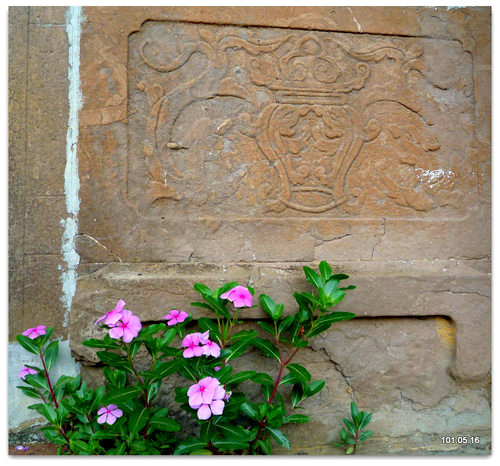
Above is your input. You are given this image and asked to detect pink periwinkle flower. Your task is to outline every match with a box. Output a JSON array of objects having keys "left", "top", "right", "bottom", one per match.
[
  {"left": 95, "top": 299, "right": 126, "bottom": 326},
  {"left": 220, "top": 286, "right": 253, "bottom": 308},
  {"left": 22, "top": 325, "right": 46, "bottom": 340},
  {"left": 202, "top": 340, "right": 221, "bottom": 358},
  {"left": 108, "top": 310, "right": 142, "bottom": 343},
  {"left": 214, "top": 366, "right": 222, "bottom": 372},
  {"left": 18, "top": 366, "right": 38, "bottom": 380},
  {"left": 164, "top": 309, "right": 189, "bottom": 326},
  {"left": 224, "top": 390, "right": 232, "bottom": 401},
  {"left": 181, "top": 333, "right": 205, "bottom": 358},
  {"left": 97, "top": 404, "right": 123, "bottom": 425},
  {"left": 187, "top": 377, "right": 226, "bottom": 420},
  {"left": 15, "top": 445, "right": 29, "bottom": 451}
]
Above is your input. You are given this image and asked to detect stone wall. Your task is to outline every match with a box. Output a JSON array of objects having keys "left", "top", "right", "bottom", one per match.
[{"left": 9, "top": 6, "right": 491, "bottom": 454}]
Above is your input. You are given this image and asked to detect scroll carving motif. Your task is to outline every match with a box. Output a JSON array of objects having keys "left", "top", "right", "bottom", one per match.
[{"left": 127, "top": 22, "right": 470, "bottom": 217}]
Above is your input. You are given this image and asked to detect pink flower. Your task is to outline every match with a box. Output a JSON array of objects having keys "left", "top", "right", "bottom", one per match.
[
  {"left": 214, "top": 366, "right": 222, "bottom": 372},
  {"left": 187, "top": 377, "right": 219, "bottom": 406},
  {"left": 182, "top": 333, "right": 205, "bottom": 358},
  {"left": 18, "top": 366, "right": 38, "bottom": 379},
  {"left": 97, "top": 404, "right": 123, "bottom": 425},
  {"left": 224, "top": 390, "right": 232, "bottom": 401},
  {"left": 15, "top": 445, "right": 29, "bottom": 451},
  {"left": 220, "top": 286, "right": 253, "bottom": 308},
  {"left": 164, "top": 310, "right": 189, "bottom": 326},
  {"left": 202, "top": 340, "right": 221, "bottom": 358},
  {"left": 187, "top": 377, "right": 226, "bottom": 420},
  {"left": 95, "top": 299, "right": 126, "bottom": 326},
  {"left": 22, "top": 325, "right": 46, "bottom": 340},
  {"left": 108, "top": 310, "right": 142, "bottom": 343}
]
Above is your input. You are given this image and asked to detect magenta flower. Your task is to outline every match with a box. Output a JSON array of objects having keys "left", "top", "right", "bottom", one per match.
[
  {"left": 15, "top": 445, "right": 29, "bottom": 451},
  {"left": 164, "top": 309, "right": 189, "bottom": 326},
  {"left": 182, "top": 333, "right": 205, "bottom": 358},
  {"left": 202, "top": 340, "right": 221, "bottom": 358},
  {"left": 22, "top": 325, "right": 46, "bottom": 340},
  {"left": 108, "top": 310, "right": 142, "bottom": 343},
  {"left": 18, "top": 366, "right": 38, "bottom": 380},
  {"left": 95, "top": 299, "right": 126, "bottom": 326},
  {"left": 187, "top": 378, "right": 226, "bottom": 420},
  {"left": 220, "top": 286, "right": 253, "bottom": 308},
  {"left": 97, "top": 404, "right": 123, "bottom": 425},
  {"left": 214, "top": 366, "right": 222, "bottom": 372}
]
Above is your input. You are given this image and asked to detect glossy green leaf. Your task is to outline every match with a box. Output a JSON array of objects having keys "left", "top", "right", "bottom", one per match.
[
  {"left": 253, "top": 338, "right": 281, "bottom": 362},
  {"left": 286, "top": 363, "right": 311, "bottom": 383},
  {"left": 266, "top": 427, "right": 290, "bottom": 450},
  {"left": 303, "top": 266, "right": 323, "bottom": 288},
  {"left": 318, "top": 261, "right": 333, "bottom": 282},
  {"left": 16, "top": 335, "right": 40, "bottom": 355},
  {"left": 102, "top": 387, "right": 142, "bottom": 405}
]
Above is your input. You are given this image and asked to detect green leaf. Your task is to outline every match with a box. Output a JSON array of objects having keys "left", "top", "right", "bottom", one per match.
[
  {"left": 24, "top": 373, "right": 49, "bottom": 391},
  {"left": 303, "top": 266, "right": 323, "bottom": 288},
  {"left": 256, "top": 438, "right": 272, "bottom": 455},
  {"left": 17, "top": 386, "right": 41, "bottom": 399},
  {"left": 139, "top": 323, "right": 167, "bottom": 336},
  {"left": 285, "top": 414, "right": 310, "bottom": 424},
  {"left": 40, "top": 403, "right": 58, "bottom": 424},
  {"left": 213, "top": 365, "right": 233, "bottom": 384},
  {"left": 230, "top": 329, "right": 257, "bottom": 342},
  {"left": 149, "top": 416, "right": 180, "bottom": 432},
  {"left": 291, "top": 383, "right": 305, "bottom": 408},
  {"left": 358, "top": 430, "right": 373, "bottom": 441},
  {"left": 240, "top": 402, "right": 259, "bottom": 421},
  {"left": 346, "top": 445, "right": 355, "bottom": 455},
  {"left": 41, "top": 427, "right": 67, "bottom": 445},
  {"left": 308, "top": 312, "right": 356, "bottom": 338},
  {"left": 266, "top": 427, "right": 290, "bottom": 450},
  {"left": 44, "top": 341, "right": 59, "bottom": 371},
  {"left": 259, "top": 294, "right": 275, "bottom": 318},
  {"left": 253, "top": 338, "right": 281, "bottom": 362},
  {"left": 257, "top": 321, "right": 275, "bottom": 336},
  {"left": 332, "top": 273, "right": 350, "bottom": 281},
  {"left": 307, "top": 379, "right": 326, "bottom": 397},
  {"left": 102, "top": 387, "right": 142, "bottom": 405},
  {"left": 212, "top": 438, "right": 249, "bottom": 452},
  {"left": 343, "top": 418, "right": 357, "bottom": 436},
  {"left": 174, "top": 439, "right": 208, "bottom": 455},
  {"left": 193, "top": 283, "right": 213, "bottom": 296},
  {"left": 278, "top": 315, "right": 295, "bottom": 335},
  {"left": 198, "top": 318, "right": 220, "bottom": 338},
  {"left": 128, "top": 407, "right": 150, "bottom": 433},
  {"left": 225, "top": 336, "right": 254, "bottom": 362},
  {"left": 227, "top": 371, "right": 256, "bottom": 387},
  {"left": 318, "top": 261, "right": 333, "bottom": 282},
  {"left": 350, "top": 401, "right": 359, "bottom": 423},
  {"left": 286, "top": 363, "right": 311, "bottom": 383},
  {"left": 70, "top": 439, "right": 92, "bottom": 455},
  {"left": 159, "top": 328, "right": 177, "bottom": 347},
  {"left": 252, "top": 373, "right": 274, "bottom": 386},
  {"left": 215, "top": 423, "right": 250, "bottom": 441},
  {"left": 16, "top": 335, "right": 40, "bottom": 354},
  {"left": 360, "top": 412, "right": 373, "bottom": 429},
  {"left": 151, "top": 358, "right": 185, "bottom": 380},
  {"left": 96, "top": 351, "right": 132, "bottom": 372},
  {"left": 82, "top": 338, "right": 121, "bottom": 350}
]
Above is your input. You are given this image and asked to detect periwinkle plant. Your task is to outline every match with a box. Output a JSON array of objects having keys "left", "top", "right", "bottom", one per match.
[{"left": 16, "top": 260, "right": 358, "bottom": 455}]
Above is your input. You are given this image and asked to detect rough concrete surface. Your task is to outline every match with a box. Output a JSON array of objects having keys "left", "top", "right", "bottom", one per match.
[{"left": 9, "top": 6, "right": 490, "bottom": 454}]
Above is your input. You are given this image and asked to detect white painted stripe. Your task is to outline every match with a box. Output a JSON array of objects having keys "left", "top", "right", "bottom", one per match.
[{"left": 61, "top": 6, "right": 84, "bottom": 326}]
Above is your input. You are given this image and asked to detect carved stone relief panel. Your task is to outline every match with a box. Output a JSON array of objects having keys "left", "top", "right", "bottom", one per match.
[{"left": 127, "top": 21, "right": 474, "bottom": 219}]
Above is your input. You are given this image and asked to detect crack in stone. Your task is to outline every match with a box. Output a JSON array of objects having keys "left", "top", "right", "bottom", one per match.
[{"left": 77, "top": 233, "right": 123, "bottom": 262}]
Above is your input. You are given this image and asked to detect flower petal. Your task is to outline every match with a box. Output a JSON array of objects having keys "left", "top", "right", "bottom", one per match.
[{"left": 197, "top": 404, "right": 212, "bottom": 420}]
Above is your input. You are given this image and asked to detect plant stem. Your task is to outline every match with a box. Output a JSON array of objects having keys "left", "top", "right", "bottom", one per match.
[
  {"left": 39, "top": 350, "right": 58, "bottom": 408},
  {"left": 124, "top": 343, "right": 149, "bottom": 408}
]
